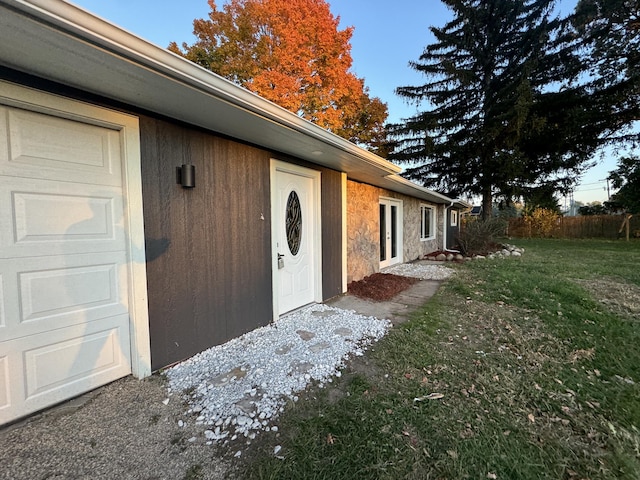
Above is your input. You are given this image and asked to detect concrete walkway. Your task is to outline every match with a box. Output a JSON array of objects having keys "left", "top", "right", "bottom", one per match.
[{"left": 326, "top": 279, "right": 442, "bottom": 325}]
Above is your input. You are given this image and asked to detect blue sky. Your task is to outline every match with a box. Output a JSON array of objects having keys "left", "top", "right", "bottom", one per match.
[{"left": 69, "top": 0, "right": 616, "bottom": 205}]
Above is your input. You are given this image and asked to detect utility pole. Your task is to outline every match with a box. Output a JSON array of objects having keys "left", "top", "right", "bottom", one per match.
[{"left": 599, "top": 178, "right": 611, "bottom": 200}]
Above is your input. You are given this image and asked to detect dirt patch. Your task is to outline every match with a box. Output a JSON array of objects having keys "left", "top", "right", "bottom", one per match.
[
  {"left": 0, "top": 375, "right": 232, "bottom": 480},
  {"left": 348, "top": 273, "right": 419, "bottom": 301},
  {"left": 577, "top": 277, "right": 640, "bottom": 320}
]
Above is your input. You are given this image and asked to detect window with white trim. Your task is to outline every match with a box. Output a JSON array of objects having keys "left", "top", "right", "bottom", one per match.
[
  {"left": 451, "top": 210, "right": 459, "bottom": 227},
  {"left": 420, "top": 205, "right": 435, "bottom": 240}
]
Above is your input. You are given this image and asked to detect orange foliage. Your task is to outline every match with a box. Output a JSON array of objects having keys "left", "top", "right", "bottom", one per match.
[{"left": 169, "top": 0, "right": 388, "bottom": 150}]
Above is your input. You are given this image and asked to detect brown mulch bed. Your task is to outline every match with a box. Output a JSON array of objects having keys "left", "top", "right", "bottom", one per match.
[{"left": 348, "top": 273, "right": 419, "bottom": 302}]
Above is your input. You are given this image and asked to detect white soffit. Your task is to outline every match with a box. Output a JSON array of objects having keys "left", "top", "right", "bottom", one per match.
[{"left": 381, "top": 175, "right": 454, "bottom": 205}]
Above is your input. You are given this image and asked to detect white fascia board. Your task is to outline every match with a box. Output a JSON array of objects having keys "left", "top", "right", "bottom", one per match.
[{"left": 0, "top": 0, "right": 401, "bottom": 178}]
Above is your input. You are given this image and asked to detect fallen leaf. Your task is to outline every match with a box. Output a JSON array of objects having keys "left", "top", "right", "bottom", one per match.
[
  {"left": 569, "top": 348, "right": 595, "bottom": 363},
  {"left": 326, "top": 434, "right": 335, "bottom": 445},
  {"left": 528, "top": 413, "right": 535, "bottom": 423},
  {"left": 447, "top": 450, "right": 458, "bottom": 459},
  {"left": 503, "top": 430, "right": 511, "bottom": 436},
  {"left": 487, "top": 473, "right": 497, "bottom": 479}
]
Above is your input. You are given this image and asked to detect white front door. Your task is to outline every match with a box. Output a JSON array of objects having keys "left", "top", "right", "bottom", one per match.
[
  {"left": 379, "top": 198, "right": 403, "bottom": 269},
  {"left": 271, "top": 161, "right": 321, "bottom": 316},
  {"left": 0, "top": 83, "right": 147, "bottom": 425}
]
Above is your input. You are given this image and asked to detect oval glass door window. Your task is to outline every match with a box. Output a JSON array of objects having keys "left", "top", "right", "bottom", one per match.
[{"left": 286, "top": 191, "right": 302, "bottom": 256}]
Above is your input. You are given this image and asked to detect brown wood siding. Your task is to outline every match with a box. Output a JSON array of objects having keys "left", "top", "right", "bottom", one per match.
[
  {"left": 321, "top": 169, "right": 343, "bottom": 299},
  {"left": 140, "top": 116, "right": 273, "bottom": 370}
]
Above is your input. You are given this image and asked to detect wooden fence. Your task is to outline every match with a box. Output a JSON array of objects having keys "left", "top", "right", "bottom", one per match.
[{"left": 507, "top": 214, "right": 640, "bottom": 239}]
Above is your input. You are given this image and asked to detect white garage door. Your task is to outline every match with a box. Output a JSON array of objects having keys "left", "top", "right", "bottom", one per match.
[{"left": 0, "top": 85, "right": 144, "bottom": 425}]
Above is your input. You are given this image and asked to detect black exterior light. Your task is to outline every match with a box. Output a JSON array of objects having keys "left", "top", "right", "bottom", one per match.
[{"left": 177, "top": 164, "right": 195, "bottom": 188}]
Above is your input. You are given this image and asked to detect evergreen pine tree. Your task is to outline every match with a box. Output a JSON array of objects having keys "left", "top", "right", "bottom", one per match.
[
  {"left": 389, "top": 0, "right": 588, "bottom": 218},
  {"left": 571, "top": 0, "right": 640, "bottom": 144}
]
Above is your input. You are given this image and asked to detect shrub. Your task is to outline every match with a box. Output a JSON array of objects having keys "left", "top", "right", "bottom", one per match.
[
  {"left": 457, "top": 217, "right": 507, "bottom": 255},
  {"left": 523, "top": 207, "right": 560, "bottom": 237}
]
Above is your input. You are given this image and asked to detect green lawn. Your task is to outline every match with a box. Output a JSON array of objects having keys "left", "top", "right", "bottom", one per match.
[{"left": 242, "top": 239, "right": 640, "bottom": 480}]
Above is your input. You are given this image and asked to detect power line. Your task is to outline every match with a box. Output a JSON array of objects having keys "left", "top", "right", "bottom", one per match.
[{"left": 573, "top": 187, "right": 607, "bottom": 192}]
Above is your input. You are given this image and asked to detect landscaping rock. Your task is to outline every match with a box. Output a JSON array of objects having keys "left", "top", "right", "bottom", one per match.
[{"left": 436, "top": 253, "right": 447, "bottom": 261}]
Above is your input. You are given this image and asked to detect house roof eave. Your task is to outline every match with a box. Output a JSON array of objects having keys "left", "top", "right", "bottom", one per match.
[{"left": 0, "top": 0, "right": 401, "bottom": 183}]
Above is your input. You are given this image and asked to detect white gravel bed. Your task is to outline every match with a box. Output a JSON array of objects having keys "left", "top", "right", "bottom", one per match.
[
  {"left": 383, "top": 262, "right": 455, "bottom": 280},
  {"left": 165, "top": 304, "right": 390, "bottom": 448}
]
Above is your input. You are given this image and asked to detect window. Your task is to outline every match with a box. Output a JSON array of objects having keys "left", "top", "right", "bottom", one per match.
[
  {"left": 451, "top": 210, "right": 458, "bottom": 227},
  {"left": 420, "top": 205, "right": 435, "bottom": 240}
]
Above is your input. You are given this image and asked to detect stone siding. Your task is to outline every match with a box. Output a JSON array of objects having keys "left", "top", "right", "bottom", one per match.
[
  {"left": 346, "top": 181, "right": 380, "bottom": 283},
  {"left": 346, "top": 180, "right": 445, "bottom": 283}
]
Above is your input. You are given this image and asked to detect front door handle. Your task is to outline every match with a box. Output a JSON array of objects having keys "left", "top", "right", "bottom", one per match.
[{"left": 277, "top": 253, "right": 284, "bottom": 269}]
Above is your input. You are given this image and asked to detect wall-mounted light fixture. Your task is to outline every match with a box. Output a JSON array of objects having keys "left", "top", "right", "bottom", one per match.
[{"left": 176, "top": 164, "right": 196, "bottom": 188}]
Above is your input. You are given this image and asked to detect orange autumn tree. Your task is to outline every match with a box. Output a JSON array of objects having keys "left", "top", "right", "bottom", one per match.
[{"left": 169, "top": 0, "right": 389, "bottom": 153}]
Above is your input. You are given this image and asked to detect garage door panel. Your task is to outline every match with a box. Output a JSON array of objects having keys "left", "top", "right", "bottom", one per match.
[
  {"left": 0, "top": 273, "right": 5, "bottom": 328},
  {"left": 13, "top": 192, "right": 115, "bottom": 242},
  {"left": 0, "top": 355, "right": 9, "bottom": 410},
  {"left": 20, "top": 263, "right": 122, "bottom": 323},
  {"left": 23, "top": 317, "right": 131, "bottom": 399},
  {"left": 0, "top": 177, "right": 125, "bottom": 258},
  {"left": 0, "top": 352, "right": 22, "bottom": 424},
  {"left": 0, "top": 252, "right": 128, "bottom": 341},
  {"left": 0, "top": 317, "right": 130, "bottom": 424},
  {"left": 0, "top": 105, "right": 122, "bottom": 186}
]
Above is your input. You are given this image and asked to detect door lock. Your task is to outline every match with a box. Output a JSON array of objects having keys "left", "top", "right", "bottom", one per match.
[{"left": 277, "top": 253, "right": 285, "bottom": 269}]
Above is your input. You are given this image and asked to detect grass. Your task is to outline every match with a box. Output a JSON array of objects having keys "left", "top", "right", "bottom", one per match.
[{"left": 241, "top": 238, "right": 640, "bottom": 479}]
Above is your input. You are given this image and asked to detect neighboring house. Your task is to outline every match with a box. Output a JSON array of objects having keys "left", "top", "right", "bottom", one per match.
[
  {"left": 0, "top": 0, "right": 467, "bottom": 425},
  {"left": 469, "top": 205, "right": 483, "bottom": 217}
]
